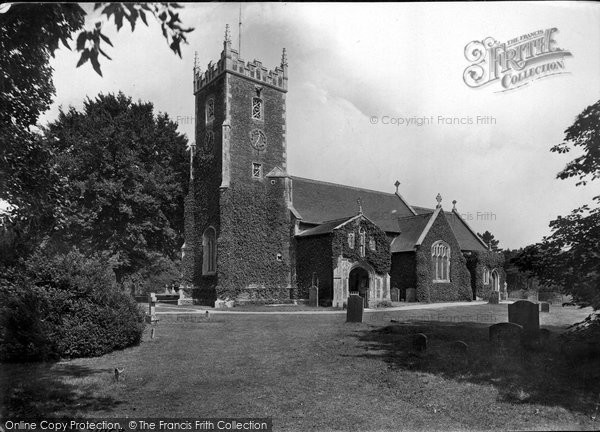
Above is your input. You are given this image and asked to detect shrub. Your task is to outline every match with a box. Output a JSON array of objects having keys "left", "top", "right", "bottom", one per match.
[{"left": 0, "top": 249, "right": 145, "bottom": 362}]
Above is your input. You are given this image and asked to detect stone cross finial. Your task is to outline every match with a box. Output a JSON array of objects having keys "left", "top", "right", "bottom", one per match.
[
  {"left": 281, "top": 48, "right": 288, "bottom": 67},
  {"left": 436, "top": 193, "right": 442, "bottom": 208},
  {"left": 357, "top": 198, "right": 363, "bottom": 214},
  {"left": 394, "top": 180, "right": 400, "bottom": 193},
  {"left": 452, "top": 200, "right": 457, "bottom": 210},
  {"left": 225, "top": 24, "right": 231, "bottom": 43}
]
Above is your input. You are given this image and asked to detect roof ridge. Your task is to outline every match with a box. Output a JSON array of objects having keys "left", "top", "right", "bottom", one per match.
[
  {"left": 290, "top": 176, "right": 397, "bottom": 197},
  {"left": 319, "top": 215, "right": 355, "bottom": 224}
]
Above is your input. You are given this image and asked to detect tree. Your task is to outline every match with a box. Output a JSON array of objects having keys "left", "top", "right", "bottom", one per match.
[
  {"left": 514, "top": 100, "right": 600, "bottom": 311},
  {"left": 0, "top": 3, "right": 193, "bottom": 264},
  {"left": 477, "top": 230, "right": 501, "bottom": 251},
  {"left": 40, "top": 92, "right": 188, "bottom": 281},
  {"left": 0, "top": 2, "right": 192, "bottom": 204}
]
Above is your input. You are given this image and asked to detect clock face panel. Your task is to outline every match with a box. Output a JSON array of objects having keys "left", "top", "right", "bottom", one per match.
[
  {"left": 203, "top": 130, "right": 214, "bottom": 152},
  {"left": 249, "top": 129, "right": 267, "bottom": 151}
]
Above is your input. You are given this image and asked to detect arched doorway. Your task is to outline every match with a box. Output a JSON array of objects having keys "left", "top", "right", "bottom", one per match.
[
  {"left": 491, "top": 269, "right": 500, "bottom": 292},
  {"left": 349, "top": 266, "right": 370, "bottom": 308}
]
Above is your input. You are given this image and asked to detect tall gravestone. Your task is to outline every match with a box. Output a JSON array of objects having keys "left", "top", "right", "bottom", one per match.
[
  {"left": 489, "top": 291, "right": 499, "bottom": 304},
  {"left": 391, "top": 287, "right": 400, "bottom": 302},
  {"left": 346, "top": 294, "right": 364, "bottom": 323},
  {"left": 406, "top": 288, "right": 417, "bottom": 303},
  {"left": 508, "top": 300, "right": 539, "bottom": 337}
]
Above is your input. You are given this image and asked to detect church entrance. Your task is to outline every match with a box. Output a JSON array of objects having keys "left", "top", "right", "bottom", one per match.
[
  {"left": 349, "top": 266, "right": 369, "bottom": 308},
  {"left": 491, "top": 269, "right": 500, "bottom": 292}
]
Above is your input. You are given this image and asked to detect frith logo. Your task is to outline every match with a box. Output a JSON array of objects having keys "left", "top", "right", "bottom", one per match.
[{"left": 463, "top": 28, "right": 572, "bottom": 92}]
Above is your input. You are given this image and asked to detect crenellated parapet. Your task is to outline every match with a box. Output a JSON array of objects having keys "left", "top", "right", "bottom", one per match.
[{"left": 194, "top": 25, "right": 287, "bottom": 94}]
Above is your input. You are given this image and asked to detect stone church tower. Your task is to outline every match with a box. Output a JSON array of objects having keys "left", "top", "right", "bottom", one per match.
[{"left": 182, "top": 25, "right": 293, "bottom": 305}]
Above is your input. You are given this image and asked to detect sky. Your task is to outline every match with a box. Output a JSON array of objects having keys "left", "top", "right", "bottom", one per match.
[{"left": 38, "top": 2, "right": 600, "bottom": 250}]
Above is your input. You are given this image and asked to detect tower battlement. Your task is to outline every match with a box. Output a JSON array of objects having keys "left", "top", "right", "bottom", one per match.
[{"left": 194, "top": 25, "right": 288, "bottom": 94}]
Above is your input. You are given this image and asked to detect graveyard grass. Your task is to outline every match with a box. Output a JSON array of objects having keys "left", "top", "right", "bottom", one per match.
[{"left": 2, "top": 304, "right": 600, "bottom": 431}]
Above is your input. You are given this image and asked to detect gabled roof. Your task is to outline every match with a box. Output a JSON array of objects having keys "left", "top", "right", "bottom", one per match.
[
  {"left": 295, "top": 216, "right": 353, "bottom": 238},
  {"left": 413, "top": 206, "right": 488, "bottom": 251},
  {"left": 295, "top": 213, "right": 378, "bottom": 238},
  {"left": 290, "top": 176, "right": 415, "bottom": 233},
  {"left": 389, "top": 211, "right": 436, "bottom": 253}
]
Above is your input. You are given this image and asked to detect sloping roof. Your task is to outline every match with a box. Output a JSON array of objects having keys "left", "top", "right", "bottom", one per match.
[
  {"left": 389, "top": 212, "right": 434, "bottom": 252},
  {"left": 290, "top": 176, "right": 415, "bottom": 233},
  {"left": 295, "top": 216, "right": 353, "bottom": 238},
  {"left": 413, "top": 206, "right": 488, "bottom": 251}
]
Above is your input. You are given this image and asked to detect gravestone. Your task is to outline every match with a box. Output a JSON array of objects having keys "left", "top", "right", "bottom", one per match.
[
  {"left": 391, "top": 287, "right": 400, "bottom": 302},
  {"left": 346, "top": 294, "right": 364, "bottom": 323},
  {"left": 413, "top": 333, "right": 427, "bottom": 352},
  {"left": 508, "top": 300, "right": 540, "bottom": 337},
  {"left": 489, "top": 322, "right": 523, "bottom": 352},
  {"left": 406, "top": 288, "right": 417, "bottom": 303},
  {"left": 450, "top": 340, "right": 469, "bottom": 365},
  {"left": 488, "top": 291, "right": 499, "bottom": 304},
  {"left": 308, "top": 286, "right": 319, "bottom": 307},
  {"left": 451, "top": 340, "right": 469, "bottom": 354},
  {"left": 147, "top": 293, "right": 157, "bottom": 323},
  {"left": 540, "top": 302, "right": 550, "bottom": 313},
  {"left": 539, "top": 328, "right": 551, "bottom": 341}
]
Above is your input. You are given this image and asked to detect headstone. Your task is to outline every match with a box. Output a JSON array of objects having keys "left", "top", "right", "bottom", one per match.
[
  {"left": 391, "top": 287, "right": 400, "bottom": 302},
  {"left": 540, "top": 302, "right": 550, "bottom": 313},
  {"left": 451, "top": 340, "right": 469, "bottom": 354},
  {"left": 346, "top": 294, "right": 364, "bottom": 323},
  {"left": 406, "top": 288, "right": 417, "bottom": 303},
  {"left": 489, "top": 322, "right": 523, "bottom": 352},
  {"left": 508, "top": 300, "right": 540, "bottom": 337},
  {"left": 539, "top": 328, "right": 551, "bottom": 341},
  {"left": 308, "top": 285, "right": 319, "bottom": 307},
  {"left": 488, "top": 291, "right": 499, "bottom": 304},
  {"left": 413, "top": 333, "right": 427, "bottom": 352}
]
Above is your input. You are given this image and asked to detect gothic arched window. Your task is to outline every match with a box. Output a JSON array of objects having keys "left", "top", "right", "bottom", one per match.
[
  {"left": 431, "top": 240, "right": 450, "bottom": 282},
  {"left": 202, "top": 227, "right": 217, "bottom": 275},
  {"left": 205, "top": 98, "right": 215, "bottom": 124},
  {"left": 348, "top": 233, "right": 355, "bottom": 249},
  {"left": 483, "top": 267, "right": 490, "bottom": 285}
]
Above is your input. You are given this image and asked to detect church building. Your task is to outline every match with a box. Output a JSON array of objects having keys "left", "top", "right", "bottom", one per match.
[{"left": 181, "top": 27, "right": 505, "bottom": 307}]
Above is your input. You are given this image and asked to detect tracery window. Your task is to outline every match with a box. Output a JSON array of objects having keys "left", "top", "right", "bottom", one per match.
[
  {"left": 252, "top": 97, "right": 263, "bottom": 120},
  {"left": 431, "top": 241, "right": 450, "bottom": 282}
]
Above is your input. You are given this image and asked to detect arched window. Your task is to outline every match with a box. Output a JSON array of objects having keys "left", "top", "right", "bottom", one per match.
[
  {"left": 483, "top": 267, "right": 490, "bottom": 285},
  {"left": 202, "top": 227, "right": 217, "bottom": 275},
  {"left": 348, "top": 232, "right": 355, "bottom": 249},
  {"left": 491, "top": 269, "right": 500, "bottom": 292},
  {"left": 359, "top": 228, "right": 366, "bottom": 257},
  {"left": 205, "top": 98, "right": 215, "bottom": 123},
  {"left": 431, "top": 241, "right": 450, "bottom": 282},
  {"left": 369, "top": 237, "right": 376, "bottom": 252}
]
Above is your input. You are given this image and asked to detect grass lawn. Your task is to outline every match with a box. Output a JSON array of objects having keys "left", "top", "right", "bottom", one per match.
[{"left": 1, "top": 303, "right": 599, "bottom": 431}]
